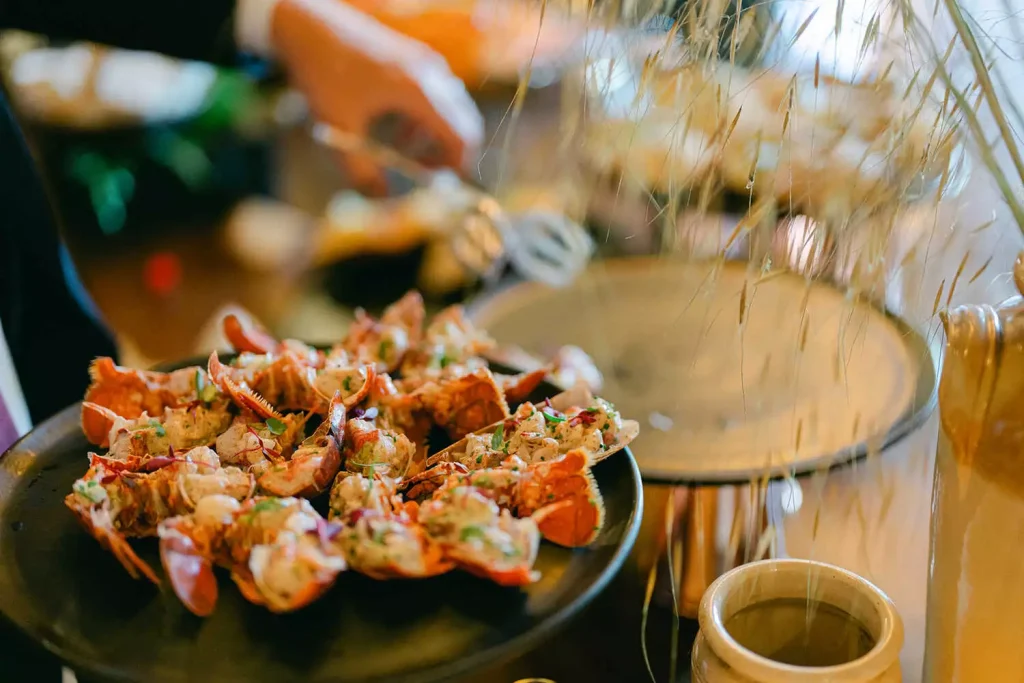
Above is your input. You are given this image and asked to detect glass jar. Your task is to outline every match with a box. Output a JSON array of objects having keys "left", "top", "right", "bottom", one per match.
[{"left": 924, "top": 254, "right": 1024, "bottom": 681}]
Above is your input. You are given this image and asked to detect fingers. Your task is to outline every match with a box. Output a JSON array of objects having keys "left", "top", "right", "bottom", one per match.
[
  {"left": 335, "top": 149, "right": 389, "bottom": 197},
  {"left": 369, "top": 55, "right": 484, "bottom": 170},
  {"left": 273, "top": 0, "right": 484, "bottom": 172},
  {"left": 367, "top": 111, "right": 448, "bottom": 168}
]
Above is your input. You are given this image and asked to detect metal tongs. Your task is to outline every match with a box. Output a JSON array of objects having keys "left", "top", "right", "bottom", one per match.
[{"left": 311, "top": 123, "right": 594, "bottom": 288}]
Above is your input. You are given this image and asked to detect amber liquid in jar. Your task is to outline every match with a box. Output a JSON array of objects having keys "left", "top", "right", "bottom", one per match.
[{"left": 725, "top": 598, "right": 875, "bottom": 667}]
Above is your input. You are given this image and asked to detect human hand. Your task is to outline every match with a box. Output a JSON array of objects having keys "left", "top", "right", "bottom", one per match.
[{"left": 238, "top": 0, "right": 485, "bottom": 195}]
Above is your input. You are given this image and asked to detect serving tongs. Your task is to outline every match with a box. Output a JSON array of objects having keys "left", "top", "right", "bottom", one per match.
[{"left": 312, "top": 123, "right": 594, "bottom": 288}]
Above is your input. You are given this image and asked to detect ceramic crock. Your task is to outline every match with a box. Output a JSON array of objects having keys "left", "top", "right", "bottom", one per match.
[{"left": 692, "top": 559, "right": 904, "bottom": 683}]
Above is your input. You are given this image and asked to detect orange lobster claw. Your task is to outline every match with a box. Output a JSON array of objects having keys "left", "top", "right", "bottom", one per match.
[
  {"left": 83, "top": 357, "right": 197, "bottom": 445},
  {"left": 256, "top": 392, "right": 346, "bottom": 497},
  {"left": 499, "top": 367, "right": 550, "bottom": 406},
  {"left": 81, "top": 401, "right": 121, "bottom": 448},
  {"left": 208, "top": 351, "right": 283, "bottom": 420},
  {"left": 65, "top": 504, "right": 161, "bottom": 585},
  {"left": 160, "top": 523, "right": 219, "bottom": 617},
  {"left": 231, "top": 569, "right": 268, "bottom": 609},
  {"left": 417, "top": 368, "right": 510, "bottom": 440},
  {"left": 223, "top": 313, "right": 280, "bottom": 355},
  {"left": 457, "top": 560, "right": 538, "bottom": 587},
  {"left": 526, "top": 449, "right": 605, "bottom": 548}
]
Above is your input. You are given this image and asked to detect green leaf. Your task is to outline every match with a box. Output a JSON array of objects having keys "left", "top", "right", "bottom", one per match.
[
  {"left": 150, "top": 420, "right": 167, "bottom": 437},
  {"left": 200, "top": 384, "right": 218, "bottom": 403},
  {"left": 266, "top": 418, "right": 287, "bottom": 436},
  {"left": 73, "top": 479, "right": 106, "bottom": 504},
  {"left": 243, "top": 498, "right": 284, "bottom": 523},
  {"left": 490, "top": 425, "right": 504, "bottom": 451},
  {"left": 195, "top": 370, "right": 218, "bottom": 404},
  {"left": 459, "top": 525, "right": 486, "bottom": 542},
  {"left": 252, "top": 499, "right": 281, "bottom": 513},
  {"left": 439, "top": 354, "right": 452, "bottom": 369},
  {"left": 342, "top": 375, "right": 352, "bottom": 392},
  {"left": 542, "top": 411, "right": 566, "bottom": 425}
]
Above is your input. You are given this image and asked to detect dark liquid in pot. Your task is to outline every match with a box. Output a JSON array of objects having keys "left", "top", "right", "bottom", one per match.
[{"left": 724, "top": 598, "right": 875, "bottom": 667}]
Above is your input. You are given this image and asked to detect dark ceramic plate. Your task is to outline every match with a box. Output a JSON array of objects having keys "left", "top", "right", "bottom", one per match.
[{"left": 0, "top": 363, "right": 642, "bottom": 683}]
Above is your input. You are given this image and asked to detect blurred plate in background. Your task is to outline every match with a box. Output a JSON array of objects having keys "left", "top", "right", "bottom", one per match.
[{"left": 469, "top": 258, "right": 937, "bottom": 483}]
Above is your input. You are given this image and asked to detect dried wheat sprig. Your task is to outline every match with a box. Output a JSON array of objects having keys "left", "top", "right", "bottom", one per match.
[{"left": 903, "top": 0, "right": 1024, "bottom": 232}]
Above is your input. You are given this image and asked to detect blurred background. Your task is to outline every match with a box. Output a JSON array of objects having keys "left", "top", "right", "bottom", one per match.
[{"left": 3, "top": 0, "right": 954, "bottom": 365}]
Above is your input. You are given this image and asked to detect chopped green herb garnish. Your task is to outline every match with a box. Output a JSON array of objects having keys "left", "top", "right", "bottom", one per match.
[
  {"left": 460, "top": 525, "right": 486, "bottom": 542},
  {"left": 586, "top": 407, "right": 600, "bottom": 414},
  {"left": 602, "top": 423, "right": 610, "bottom": 430},
  {"left": 266, "top": 417, "right": 287, "bottom": 436},
  {"left": 200, "top": 384, "right": 218, "bottom": 403},
  {"left": 547, "top": 493, "right": 555, "bottom": 500},
  {"left": 252, "top": 499, "right": 282, "bottom": 514},
  {"left": 439, "top": 354, "right": 452, "bottom": 369},
  {"left": 542, "top": 411, "right": 565, "bottom": 424},
  {"left": 150, "top": 420, "right": 167, "bottom": 437},
  {"left": 342, "top": 376, "right": 352, "bottom": 392},
  {"left": 73, "top": 480, "right": 106, "bottom": 504},
  {"left": 245, "top": 498, "right": 282, "bottom": 522},
  {"left": 490, "top": 425, "right": 504, "bottom": 450},
  {"left": 195, "top": 370, "right": 217, "bottom": 403},
  {"left": 476, "top": 455, "right": 483, "bottom": 464},
  {"left": 378, "top": 339, "right": 391, "bottom": 360}
]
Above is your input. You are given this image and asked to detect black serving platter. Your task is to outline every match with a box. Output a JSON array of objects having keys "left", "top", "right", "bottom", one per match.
[{"left": 0, "top": 359, "right": 641, "bottom": 683}]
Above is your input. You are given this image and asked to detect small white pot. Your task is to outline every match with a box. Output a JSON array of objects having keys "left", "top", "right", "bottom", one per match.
[{"left": 692, "top": 559, "right": 904, "bottom": 683}]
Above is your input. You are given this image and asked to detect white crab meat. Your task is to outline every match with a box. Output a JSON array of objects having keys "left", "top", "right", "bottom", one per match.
[
  {"left": 329, "top": 472, "right": 392, "bottom": 520},
  {"left": 420, "top": 487, "right": 536, "bottom": 567},
  {"left": 313, "top": 363, "right": 368, "bottom": 402},
  {"left": 216, "top": 419, "right": 284, "bottom": 467},
  {"left": 345, "top": 419, "right": 416, "bottom": 477},
  {"left": 337, "top": 515, "right": 429, "bottom": 576},
  {"left": 459, "top": 433, "right": 506, "bottom": 469},
  {"left": 161, "top": 405, "right": 233, "bottom": 448}
]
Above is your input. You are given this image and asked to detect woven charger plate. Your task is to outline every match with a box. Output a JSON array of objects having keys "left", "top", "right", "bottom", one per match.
[{"left": 470, "top": 258, "right": 936, "bottom": 483}]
